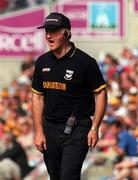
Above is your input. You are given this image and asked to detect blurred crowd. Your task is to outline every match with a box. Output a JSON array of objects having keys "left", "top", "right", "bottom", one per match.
[
  {"left": 0, "top": 0, "right": 48, "bottom": 14},
  {"left": 0, "top": 53, "right": 43, "bottom": 180},
  {"left": 94, "top": 47, "right": 138, "bottom": 180},
  {"left": 0, "top": 46, "right": 138, "bottom": 180}
]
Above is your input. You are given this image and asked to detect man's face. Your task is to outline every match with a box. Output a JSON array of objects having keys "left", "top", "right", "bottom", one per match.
[
  {"left": 110, "top": 125, "right": 120, "bottom": 136},
  {"left": 45, "top": 28, "right": 65, "bottom": 51}
]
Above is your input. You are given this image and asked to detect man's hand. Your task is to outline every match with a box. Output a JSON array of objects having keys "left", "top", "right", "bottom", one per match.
[
  {"left": 87, "top": 129, "right": 99, "bottom": 148},
  {"left": 34, "top": 131, "right": 47, "bottom": 153}
]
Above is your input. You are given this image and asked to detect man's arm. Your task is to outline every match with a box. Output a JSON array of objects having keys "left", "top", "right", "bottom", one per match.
[
  {"left": 32, "top": 93, "right": 46, "bottom": 152},
  {"left": 112, "top": 145, "right": 125, "bottom": 156},
  {"left": 115, "top": 159, "right": 137, "bottom": 169},
  {"left": 87, "top": 88, "right": 107, "bottom": 147},
  {"left": 96, "top": 138, "right": 116, "bottom": 148}
]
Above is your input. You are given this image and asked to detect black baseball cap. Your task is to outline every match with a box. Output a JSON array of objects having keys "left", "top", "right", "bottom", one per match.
[{"left": 37, "top": 12, "right": 71, "bottom": 30}]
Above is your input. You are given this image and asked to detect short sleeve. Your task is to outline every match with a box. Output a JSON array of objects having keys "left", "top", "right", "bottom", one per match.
[
  {"left": 84, "top": 58, "right": 106, "bottom": 92},
  {"left": 32, "top": 59, "right": 44, "bottom": 95},
  {"left": 118, "top": 133, "right": 127, "bottom": 151}
]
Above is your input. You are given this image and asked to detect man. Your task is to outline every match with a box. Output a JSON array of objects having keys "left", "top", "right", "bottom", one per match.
[
  {"left": 114, "top": 158, "right": 138, "bottom": 180},
  {"left": 32, "top": 12, "right": 107, "bottom": 180},
  {"left": 0, "top": 158, "right": 21, "bottom": 180},
  {"left": 109, "top": 120, "right": 137, "bottom": 158},
  {"left": 0, "top": 133, "right": 33, "bottom": 178}
]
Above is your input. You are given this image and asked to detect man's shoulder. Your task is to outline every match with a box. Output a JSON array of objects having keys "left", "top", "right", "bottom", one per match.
[
  {"left": 76, "top": 48, "right": 96, "bottom": 63},
  {"left": 37, "top": 51, "right": 51, "bottom": 60},
  {"left": 35, "top": 51, "right": 51, "bottom": 65},
  {"left": 120, "top": 130, "right": 133, "bottom": 139}
]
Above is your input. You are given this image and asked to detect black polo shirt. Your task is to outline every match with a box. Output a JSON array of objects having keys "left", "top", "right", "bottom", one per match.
[{"left": 32, "top": 42, "right": 106, "bottom": 122}]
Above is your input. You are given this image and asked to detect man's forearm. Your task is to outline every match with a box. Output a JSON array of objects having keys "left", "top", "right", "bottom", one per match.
[
  {"left": 113, "top": 146, "right": 124, "bottom": 156},
  {"left": 92, "top": 88, "right": 107, "bottom": 130},
  {"left": 32, "top": 93, "right": 44, "bottom": 133}
]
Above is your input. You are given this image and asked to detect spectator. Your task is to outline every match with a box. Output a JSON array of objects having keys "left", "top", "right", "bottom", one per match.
[
  {"left": 0, "top": 118, "right": 5, "bottom": 139},
  {"left": 110, "top": 120, "right": 137, "bottom": 161},
  {"left": 97, "top": 119, "right": 116, "bottom": 154},
  {"left": 0, "top": 158, "right": 21, "bottom": 180},
  {"left": 0, "top": 133, "right": 33, "bottom": 178},
  {"left": 119, "top": 47, "right": 134, "bottom": 68},
  {"left": 114, "top": 158, "right": 138, "bottom": 180},
  {"left": 17, "top": 64, "right": 32, "bottom": 85},
  {"left": 3, "top": 108, "right": 22, "bottom": 137},
  {"left": 17, "top": 117, "right": 34, "bottom": 149},
  {"left": 21, "top": 53, "right": 35, "bottom": 75}
]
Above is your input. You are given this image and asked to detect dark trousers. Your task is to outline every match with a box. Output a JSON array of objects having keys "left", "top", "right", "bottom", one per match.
[{"left": 43, "top": 120, "right": 91, "bottom": 180}]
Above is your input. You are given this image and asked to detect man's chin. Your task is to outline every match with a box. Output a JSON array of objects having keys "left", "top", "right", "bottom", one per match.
[{"left": 49, "top": 46, "right": 56, "bottom": 51}]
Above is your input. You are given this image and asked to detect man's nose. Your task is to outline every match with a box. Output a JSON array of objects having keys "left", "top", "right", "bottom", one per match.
[{"left": 46, "top": 32, "right": 53, "bottom": 38}]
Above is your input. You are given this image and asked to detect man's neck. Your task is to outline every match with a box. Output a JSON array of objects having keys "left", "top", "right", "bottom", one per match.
[{"left": 53, "top": 42, "right": 71, "bottom": 59}]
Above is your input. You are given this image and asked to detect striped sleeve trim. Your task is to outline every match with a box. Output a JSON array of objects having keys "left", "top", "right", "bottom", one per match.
[
  {"left": 93, "top": 84, "right": 107, "bottom": 93},
  {"left": 32, "top": 88, "right": 44, "bottom": 95}
]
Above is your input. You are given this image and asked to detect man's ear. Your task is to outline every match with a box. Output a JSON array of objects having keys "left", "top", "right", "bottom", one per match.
[{"left": 63, "top": 30, "right": 71, "bottom": 39}]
